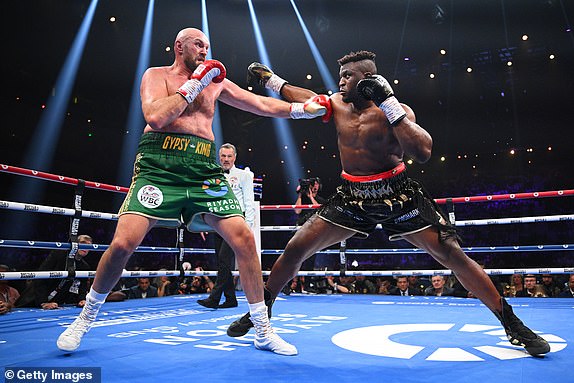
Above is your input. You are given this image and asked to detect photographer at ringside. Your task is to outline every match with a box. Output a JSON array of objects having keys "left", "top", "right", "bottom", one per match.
[
  {"left": 284, "top": 178, "right": 327, "bottom": 294},
  {"left": 294, "top": 177, "right": 326, "bottom": 226}
]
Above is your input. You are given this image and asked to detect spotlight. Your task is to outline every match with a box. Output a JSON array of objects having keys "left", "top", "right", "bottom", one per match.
[
  {"left": 440, "top": 49, "right": 446, "bottom": 55},
  {"left": 466, "top": 67, "right": 472, "bottom": 73},
  {"left": 165, "top": 46, "right": 171, "bottom": 52},
  {"left": 109, "top": 16, "right": 116, "bottom": 23},
  {"left": 393, "top": 79, "right": 399, "bottom": 85},
  {"left": 521, "top": 34, "right": 528, "bottom": 41},
  {"left": 429, "top": 73, "right": 435, "bottom": 79},
  {"left": 507, "top": 61, "right": 513, "bottom": 66},
  {"left": 549, "top": 54, "right": 555, "bottom": 60},
  {"left": 306, "top": 74, "right": 312, "bottom": 80}
]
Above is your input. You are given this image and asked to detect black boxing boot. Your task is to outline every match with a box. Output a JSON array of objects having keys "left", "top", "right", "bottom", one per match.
[
  {"left": 227, "top": 288, "right": 274, "bottom": 337},
  {"left": 493, "top": 298, "right": 550, "bottom": 356}
]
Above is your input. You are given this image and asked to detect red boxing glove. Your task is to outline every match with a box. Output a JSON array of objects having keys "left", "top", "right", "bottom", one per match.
[
  {"left": 310, "top": 94, "right": 333, "bottom": 123},
  {"left": 192, "top": 59, "right": 226, "bottom": 83},
  {"left": 177, "top": 60, "right": 227, "bottom": 104}
]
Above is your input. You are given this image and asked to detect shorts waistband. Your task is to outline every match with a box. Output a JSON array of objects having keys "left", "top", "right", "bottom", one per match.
[
  {"left": 341, "top": 162, "right": 406, "bottom": 182},
  {"left": 138, "top": 132, "right": 216, "bottom": 160}
]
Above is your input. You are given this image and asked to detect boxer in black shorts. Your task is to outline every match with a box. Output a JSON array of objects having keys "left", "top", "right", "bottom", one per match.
[
  {"left": 318, "top": 162, "right": 457, "bottom": 242},
  {"left": 227, "top": 51, "right": 550, "bottom": 357}
]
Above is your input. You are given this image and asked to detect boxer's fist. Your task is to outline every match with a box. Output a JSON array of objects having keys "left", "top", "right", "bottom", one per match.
[
  {"left": 289, "top": 96, "right": 327, "bottom": 120},
  {"left": 358, "top": 75, "right": 406, "bottom": 125},
  {"left": 192, "top": 59, "right": 226, "bottom": 84},
  {"left": 357, "top": 74, "right": 394, "bottom": 105},
  {"left": 309, "top": 94, "right": 333, "bottom": 123},
  {"left": 247, "top": 62, "right": 287, "bottom": 94},
  {"left": 177, "top": 60, "right": 226, "bottom": 104}
]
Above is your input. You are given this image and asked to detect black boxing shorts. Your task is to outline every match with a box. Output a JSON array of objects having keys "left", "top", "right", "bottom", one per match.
[{"left": 316, "top": 163, "right": 458, "bottom": 242}]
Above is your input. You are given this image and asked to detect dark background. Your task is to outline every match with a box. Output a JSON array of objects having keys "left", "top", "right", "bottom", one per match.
[{"left": 1, "top": 0, "right": 573, "bottom": 271}]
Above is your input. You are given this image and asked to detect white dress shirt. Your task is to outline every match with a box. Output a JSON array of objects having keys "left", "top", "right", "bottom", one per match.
[{"left": 225, "top": 165, "right": 255, "bottom": 228}]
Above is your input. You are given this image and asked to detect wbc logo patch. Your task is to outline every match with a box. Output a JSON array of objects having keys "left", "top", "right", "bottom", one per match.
[{"left": 137, "top": 185, "right": 164, "bottom": 209}]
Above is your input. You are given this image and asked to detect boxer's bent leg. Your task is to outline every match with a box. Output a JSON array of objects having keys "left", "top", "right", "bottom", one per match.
[{"left": 227, "top": 215, "right": 354, "bottom": 339}]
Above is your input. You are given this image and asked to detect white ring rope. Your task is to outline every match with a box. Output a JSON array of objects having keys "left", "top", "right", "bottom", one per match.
[
  {"left": 2, "top": 199, "right": 573, "bottom": 228},
  {"left": 0, "top": 200, "right": 118, "bottom": 220},
  {"left": 1, "top": 267, "right": 573, "bottom": 281},
  {"left": 1, "top": 164, "right": 573, "bottom": 281}
]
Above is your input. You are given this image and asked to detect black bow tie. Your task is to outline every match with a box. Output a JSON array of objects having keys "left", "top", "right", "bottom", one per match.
[{"left": 223, "top": 169, "right": 230, "bottom": 174}]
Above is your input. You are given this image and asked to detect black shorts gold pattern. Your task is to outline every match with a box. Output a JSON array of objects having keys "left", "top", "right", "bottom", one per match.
[{"left": 317, "top": 168, "right": 457, "bottom": 241}]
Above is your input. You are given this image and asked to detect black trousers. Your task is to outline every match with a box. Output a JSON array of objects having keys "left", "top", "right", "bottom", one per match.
[{"left": 208, "top": 233, "right": 237, "bottom": 302}]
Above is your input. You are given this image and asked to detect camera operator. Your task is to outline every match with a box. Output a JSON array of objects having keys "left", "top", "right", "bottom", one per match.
[
  {"left": 284, "top": 178, "right": 327, "bottom": 294},
  {"left": 294, "top": 177, "right": 326, "bottom": 226}
]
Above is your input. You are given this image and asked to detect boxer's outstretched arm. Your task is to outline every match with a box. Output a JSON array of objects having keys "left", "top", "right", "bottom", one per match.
[
  {"left": 280, "top": 84, "right": 317, "bottom": 103},
  {"left": 246, "top": 62, "right": 316, "bottom": 103}
]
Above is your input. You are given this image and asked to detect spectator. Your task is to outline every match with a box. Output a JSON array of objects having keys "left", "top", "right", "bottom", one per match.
[
  {"left": 389, "top": 276, "right": 421, "bottom": 296},
  {"left": 540, "top": 274, "right": 561, "bottom": 297},
  {"left": 128, "top": 278, "right": 158, "bottom": 299},
  {"left": 282, "top": 276, "right": 307, "bottom": 295},
  {"left": 17, "top": 235, "right": 93, "bottom": 309},
  {"left": 557, "top": 274, "right": 574, "bottom": 298},
  {"left": 424, "top": 276, "right": 455, "bottom": 296},
  {"left": 153, "top": 272, "right": 177, "bottom": 297},
  {"left": 376, "top": 277, "right": 392, "bottom": 295},
  {"left": 502, "top": 274, "right": 524, "bottom": 297},
  {"left": 0, "top": 264, "right": 20, "bottom": 314},
  {"left": 181, "top": 267, "right": 214, "bottom": 294},
  {"left": 407, "top": 275, "right": 426, "bottom": 295},
  {"left": 516, "top": 274, "right": 547, "bottom": 297},
  {"left": 326, "top": 275, "right": 355, "bottom": 294},
  {"left": 354, "top": 275, "right": 376, "bottom": 294}
]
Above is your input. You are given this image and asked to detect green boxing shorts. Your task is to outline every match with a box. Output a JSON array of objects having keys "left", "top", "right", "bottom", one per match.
[{"left": 119, "top": 132, "right": 244, "bottom": 232}]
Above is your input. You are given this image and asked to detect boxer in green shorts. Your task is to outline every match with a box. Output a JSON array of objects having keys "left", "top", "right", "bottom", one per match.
[
  {"left": 119, "top": 132, "right": 243, "bottom": 231},
  {"left": 58, "top": 27, "right": 325, "bottom": 357}
]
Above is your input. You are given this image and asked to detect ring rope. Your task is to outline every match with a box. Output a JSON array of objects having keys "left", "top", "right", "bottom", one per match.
[
  {"left": 1, "top": 200, "right": 572, "bottom": 227},
  {"left": 0, "top": 239, "right": 570, "bottom": 254},
  {"left": 259, "top": 214, "right": 574, "bottom": 232},
  {"left": 2, "top": 163, "right": 573, "bottom": 205},
  {"left": 0, "top": 200, "right": 118, "bottom": 221},
  {"left": 1, "top": 267, "right": 573, "bottom": 281},
  {"left": 2, "top": 164, "right": 572, "bottom": 282},
  {"left": 0, "top": 164, "right": 129, "bottom": 193}
]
